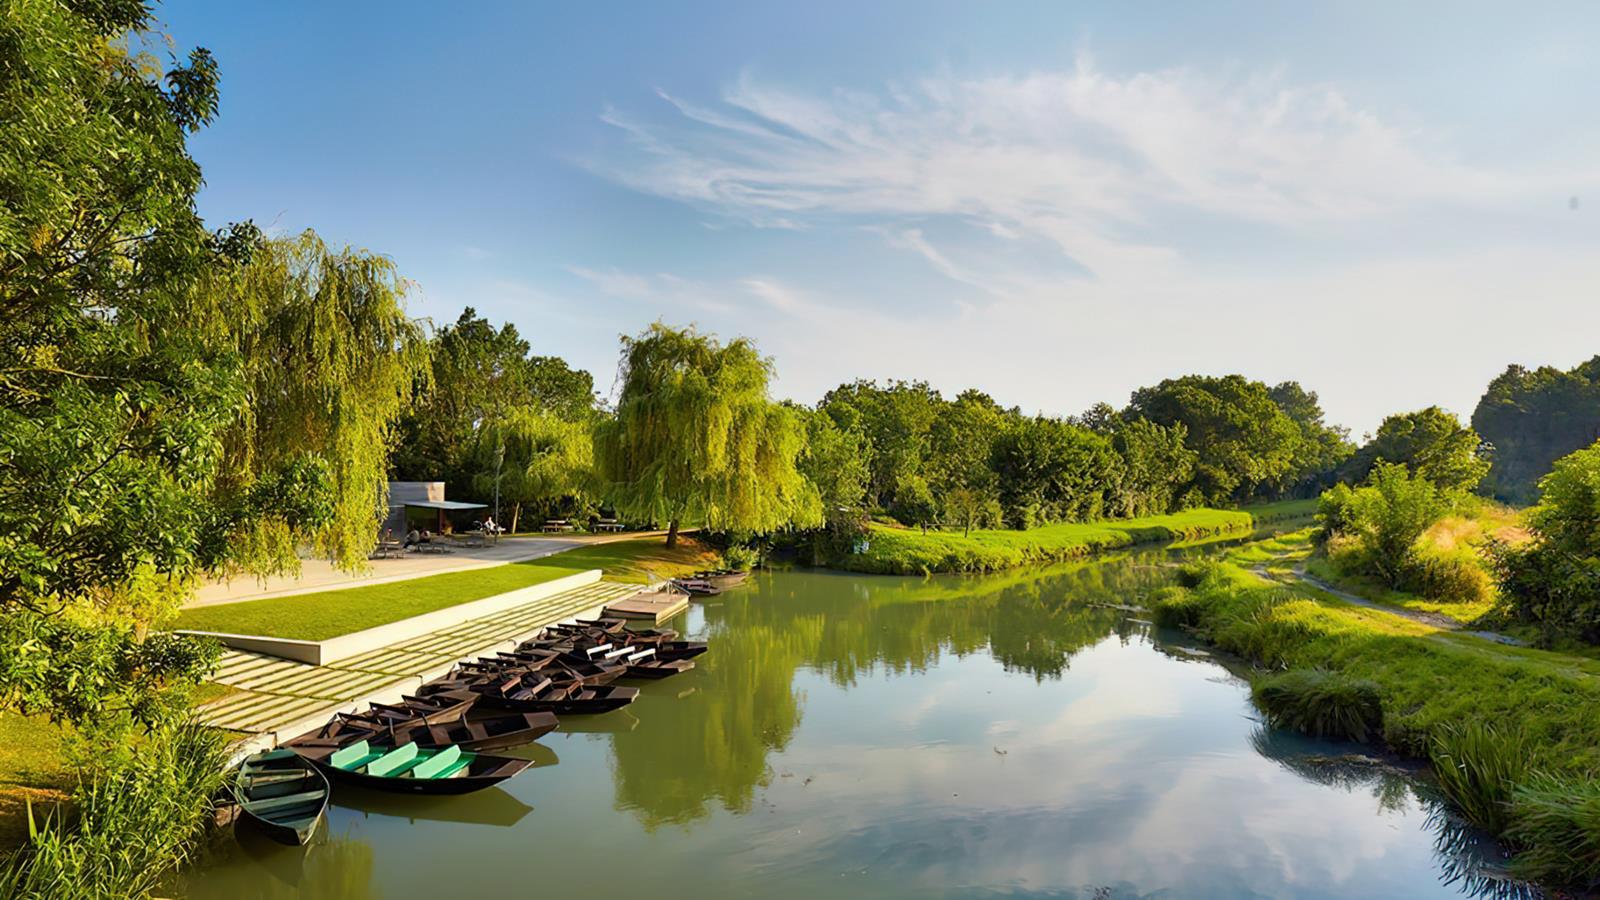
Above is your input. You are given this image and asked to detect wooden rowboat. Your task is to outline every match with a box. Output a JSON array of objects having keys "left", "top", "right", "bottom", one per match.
[
  {"left": 380, "top": 711, "right": 559, "bottom": 753},
  {"left": 233, "top": 749, "right": 330, "bottom": 846},
  {"left": 293, "top": 739, "right": 529, "bottom": 795},
  {"left": 444, "top": 674, "right": 639, "bottom": 716}
]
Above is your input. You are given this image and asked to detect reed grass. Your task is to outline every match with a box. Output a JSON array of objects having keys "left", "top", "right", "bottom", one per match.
[
  {"left": 1429, "top": 721, "right": 1530, "bottom": 835},
  {"left": 1252, "top": 669, "right": 1384, "bottom": 742}
]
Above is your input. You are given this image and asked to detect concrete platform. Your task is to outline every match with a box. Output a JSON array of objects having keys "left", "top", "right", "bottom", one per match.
[{"left": 200, "top": 578, "right": 640, "bottom": 743}]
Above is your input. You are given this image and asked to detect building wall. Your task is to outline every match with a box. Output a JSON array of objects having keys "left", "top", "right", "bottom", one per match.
[{"left": 382, "top": 481, "right": 444, "bottom": 537}]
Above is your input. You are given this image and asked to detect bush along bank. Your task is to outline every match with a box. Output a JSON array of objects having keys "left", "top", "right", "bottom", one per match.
[
  {"left": 1152, "top": 560, "right": 1600, "bottom": 889},
  {"left": 834, "top": 508, "right": 1257, "bottom": 575}
]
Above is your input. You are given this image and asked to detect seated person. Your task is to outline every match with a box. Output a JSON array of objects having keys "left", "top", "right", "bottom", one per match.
[{"left": 403, "top": 528, "right": 421, "bottom": 548}]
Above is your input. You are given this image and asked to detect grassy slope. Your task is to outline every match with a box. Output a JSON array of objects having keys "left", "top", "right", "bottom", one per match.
[
  {"left": 839, "top": 507, "right": 1261, "bottom": 575},
  {"left": 171, "top": 537, "right": 716, "bottom": 641},
  {"left": 1155, "top": 562, "right": 1600, "bottom": 773},
  {"left": 0, "top": 714, "right": 70, "bottom": 851}
]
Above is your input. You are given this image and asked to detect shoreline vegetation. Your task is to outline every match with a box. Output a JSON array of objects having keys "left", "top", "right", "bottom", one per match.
[
  {"left": 834, "top": 501, "right": 1313, "bottom": 575},
  {"left": 1155, "top": 558, "right": 1600, "bottom": 886}
]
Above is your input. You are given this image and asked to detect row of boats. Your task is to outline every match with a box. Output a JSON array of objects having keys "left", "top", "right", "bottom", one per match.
[{"left": 231, "top": 617, "right": 709, "bottom": 845}]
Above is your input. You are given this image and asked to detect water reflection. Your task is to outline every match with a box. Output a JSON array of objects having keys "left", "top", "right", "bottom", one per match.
[{"left": 182, "top": 534, "right": 1536, "bottom": 900}]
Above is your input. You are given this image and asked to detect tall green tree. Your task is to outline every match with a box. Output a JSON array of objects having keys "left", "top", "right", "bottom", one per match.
[
  {"left": 818, "top": 379, "right": 941, "bottom": 509},
  {"left": 1269, "top": 381, "right": 1354, "bottom": 495},
  {"left": 391, "top": 307, "right": 594, "bottom": 493},
  {"left": 990, "top": 417, "right": 1121, "bottom": 528},
  {"left": 1473, "top": 358, "right": 1600, "bottom": 505},
  {"left": 1108, "top": 418, "right": 1196, "bottom": 516},
  {"left": 1490, "top": 441, "right": 1600, "bottom": 640},
  {"left": 200, "top": 231, "right": 430, "bottom": 573},
  {"left": 0, "top": 0, "right": 241, "bottom": 725},
  {"left": 1125, "top": 374, "right": 1301, "bottom": 504},
  {"left": 470, "top": 407, "right": 593, "bottom": 533},
  {"left": 1342, "top": 406, "right": 1489, "bottom": 494},
  {"left": 595, "top": 323, "right": 820, "bottom": 547}
]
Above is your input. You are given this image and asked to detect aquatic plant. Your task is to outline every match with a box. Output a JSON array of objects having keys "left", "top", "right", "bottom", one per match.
[
  {"left": 1253, "top": 669, "right": 1384, "bottom": 742},
  {"left": 1508, "top": 773, "right": 1600, "bottom": 885},
  {"left": 0, "top": 722, "right": 231, "bottom": 899},
  {"left": 1429, "top": 721, "right": 1530, "bottom": 836}
]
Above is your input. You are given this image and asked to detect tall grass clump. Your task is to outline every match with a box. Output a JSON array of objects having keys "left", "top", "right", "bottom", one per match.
[
  {"left": 1509, "top": 774, "right": 1600, "bottom": 885},
  {"left": 0, "top": 721, "right": 231, "bottom": 899},
  {"left": 1429, "top": 721, "right": 1530, "bottom": 836},
  {"left": 1252, "top": 669, "right": 1384, "bottom": 742}
]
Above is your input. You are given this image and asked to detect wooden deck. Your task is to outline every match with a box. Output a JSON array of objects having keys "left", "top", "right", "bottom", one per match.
[{"left": 603, "top": 589, "right": 690, "bottom": 624}]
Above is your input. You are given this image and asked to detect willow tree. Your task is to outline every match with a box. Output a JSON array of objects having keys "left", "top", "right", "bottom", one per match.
[
  {"left": 197, "top": 231, "right": 430, "bottom": 574},
  {"left": 471, "top": 407, "right": 594, "bottom": 532},
  {"left": 595, "top": 324, "right": 819, "bottom": 547}
]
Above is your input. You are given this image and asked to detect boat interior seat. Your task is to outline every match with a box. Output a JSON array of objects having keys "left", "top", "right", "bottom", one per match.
[
  {"left": 247, "top": 789, "right": 326, "bottom": 812},
  {"left": 330, "top": 740, "right": 384, "bottom": 771},
  {"left": 412, "top": 744, "right": 467, "bottom": 779},
  {"left": 366, "top": 742, "right": 421, "bottom": 777}
]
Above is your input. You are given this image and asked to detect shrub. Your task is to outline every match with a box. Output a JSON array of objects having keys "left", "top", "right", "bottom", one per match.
[
  {"left": 1315, "top": 464, "right": 1446, "bottom": 588},
  {"left": 1252, "top": 669, "right": 1384, "bottom": 742},
  {"left": 1150, "top": 586, "right": 1204, "bottom": 628},
  {"left": 1403, "top": 548, "right": 1493, "bottom": 606},
  {"left": 1509, "top": 774, "right": 1600, "bottom": 885},
  {"left": 1492, "top": 441, "right": 1600, "bottom": 642},
  {"left": 1175, "top": 560, "right": 1217, "bottom": 588},
  {"left": 1429, "top": 721, "right": 1530, "bottom": 836},
  {"left": 722, "top": 544, "right": 760, "bottom": 571},
  {"left": 0, "top": 721, "right": 231, "bottom": 898}
]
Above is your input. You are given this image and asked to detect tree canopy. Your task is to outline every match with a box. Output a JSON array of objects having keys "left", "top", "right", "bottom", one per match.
[
  {"left": 1124, "top": 374, "right": 1304, "bottom": 504},
  {"left": 1473, "top": 358, "right": 1600, "bottom": 505},
  {"left": 1342, "top": 406, "right": 1489, "bottom": 494},
  {"left": 595, "top": 323, "right": 820, "bottom": 545}
]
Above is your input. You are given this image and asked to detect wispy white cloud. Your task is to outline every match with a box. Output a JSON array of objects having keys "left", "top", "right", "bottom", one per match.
[{"left": 592, "top": 58, "right": 1593, "bottom": 285}]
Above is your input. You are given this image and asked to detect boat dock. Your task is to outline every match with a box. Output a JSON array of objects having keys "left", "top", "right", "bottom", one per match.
[
  {"left": 602, "top": 588, "right": 690, "bottom": 624},
  {"left": 200, "top": 579, "right": 639, "bottom": 752}
]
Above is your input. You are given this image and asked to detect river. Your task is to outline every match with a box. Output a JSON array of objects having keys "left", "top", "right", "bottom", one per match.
[{"left": 179, "top": 537, "right": 1534, "bottom": 899}]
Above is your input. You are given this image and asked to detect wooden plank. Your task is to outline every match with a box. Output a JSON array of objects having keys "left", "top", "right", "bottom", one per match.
[{"left": 603, "top": 593, "right": 689, "bottom": 624}]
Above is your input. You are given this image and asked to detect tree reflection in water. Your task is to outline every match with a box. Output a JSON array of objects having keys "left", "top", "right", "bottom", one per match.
[{"left": 608, "top": 548, "right": 1177, "bottom": 829}]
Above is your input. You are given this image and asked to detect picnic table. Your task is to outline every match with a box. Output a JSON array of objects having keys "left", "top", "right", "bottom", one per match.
[
  {"left": 372, "top": 540, "right": 405, "bottom": 559},
  {"left": 595, "top": 518, "right": 624, "bottom": 533},
  {"left": 541, "top": 519, "right": 575, "bottom": 533}
]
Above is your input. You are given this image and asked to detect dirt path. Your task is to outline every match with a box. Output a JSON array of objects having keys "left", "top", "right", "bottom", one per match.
[{"left": 1257, "top": 563, "right": 1526, "bottom": 646}]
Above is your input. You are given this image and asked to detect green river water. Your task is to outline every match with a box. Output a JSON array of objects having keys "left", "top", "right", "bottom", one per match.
[{"left": 179, "top": 537, "right": 1534, "bottom": 899}]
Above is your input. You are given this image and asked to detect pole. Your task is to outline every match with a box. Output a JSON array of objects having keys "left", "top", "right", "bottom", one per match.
[{"left": 494, "top": 441, "right": 504, "bottom": 536}]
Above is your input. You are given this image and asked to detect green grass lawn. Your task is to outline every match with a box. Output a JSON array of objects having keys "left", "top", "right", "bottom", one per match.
[
  {"left": 1239, "top": 498, "right": 1319, "bottom": 521},
  {"left": 840, "top": 507, "right": 1258, "bottom": 574},
  {"left": 171, "top": 536, "right": 717, "bottom": 641},
  {"left": 0, "top": 713, "right": 71, "bottom": 851}
]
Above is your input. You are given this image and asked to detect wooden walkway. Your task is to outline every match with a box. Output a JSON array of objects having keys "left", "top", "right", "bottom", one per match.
[{"left": 200, "top": 579, "right": 638, "bottom": 735}]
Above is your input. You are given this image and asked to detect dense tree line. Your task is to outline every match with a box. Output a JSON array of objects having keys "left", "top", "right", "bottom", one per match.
[{"left": 1472, "top": 357, "right": 1600, "bottom": 505}]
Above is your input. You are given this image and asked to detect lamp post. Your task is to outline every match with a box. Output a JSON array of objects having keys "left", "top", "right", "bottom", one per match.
[{"left": 494, "top": 441, "right": 504, "bottom": 536}]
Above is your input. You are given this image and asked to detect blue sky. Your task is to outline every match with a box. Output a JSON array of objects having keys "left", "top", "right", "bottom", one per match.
[{"left": 161, "top": 1, "right": 1600, "bottom": 436}]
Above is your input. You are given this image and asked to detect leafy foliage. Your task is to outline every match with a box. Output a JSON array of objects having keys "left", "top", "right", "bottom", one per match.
[
  {"left": 1342, "top": 406, "right": 1490, "bottom": 493},
  {"left": 1473, "top": 357, "right": 1600, "bottom": 505},
  {"left": 1317, "top": 463, "right": 1447, "bottom": 587},
  {"left": 1125, "top": 374, "right": 1307, "bottom": 503},
  {"left": 0, "top": 721, "right": 230, "bottom": 899},
  {"left": 595, "top": 323, "right": 820, "bottom": 545},
  {"left": 470, "top": 407, "right": 593, "bottom": 532},
  {"left": 1490, "top": 441, "right": 1600, "bottom": 641}
]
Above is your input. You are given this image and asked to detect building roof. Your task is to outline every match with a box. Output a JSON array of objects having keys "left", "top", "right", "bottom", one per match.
[{"left": 403, "top": 500, "right": 487, "bottom": 511}]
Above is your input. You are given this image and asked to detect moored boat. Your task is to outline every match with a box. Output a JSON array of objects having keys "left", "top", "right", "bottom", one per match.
[
  {"left": 233, "top": 748, "right": 330, "bottom": 846},
  {"left": 293, "top": 739, "right": 530, "bottom": 795}
]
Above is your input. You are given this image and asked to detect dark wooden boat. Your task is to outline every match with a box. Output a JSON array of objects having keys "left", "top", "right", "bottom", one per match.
[
  {"left": 449, "top": 672, "right": 639, "bottom": 715},
  {"left": 379, "top": 711, "right": 559, "bottom": 753},
  {"left": 498, "top": 650, "right": 625, "bottom": 686},
  {"left": 613, "top": 645, "right": 695, "bottom": 679},
  {"left": 670, "top": 577, "right": 721, "bottom": 597},
  {"left": 371, "top": 692, "right": 477, "bottom": 725},
  {"left": 692, "top": 569, "right": 751, "bottom": 589},
  {"left": 293, "top": 739, "right": 530, "bottom": 795},
  {"left": 233, "top": 749, "right": 330, "bottom": 846}
]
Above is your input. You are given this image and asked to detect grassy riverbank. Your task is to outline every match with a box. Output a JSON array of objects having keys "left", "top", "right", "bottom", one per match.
[
  {"left": 0, "top": 714, "right": 70, "bottom": 851},
  {"left": 836, "top": 502, "right": 1312, "bottom": 575},
  {"left": 1153, "top": 560, "right": 1600, "bottom": 885}
]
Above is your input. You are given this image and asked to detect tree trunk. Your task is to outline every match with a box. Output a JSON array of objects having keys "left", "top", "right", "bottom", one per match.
[
  {"left": 666, "top": 518, "right": 680, "bottom": 548},
  {"left": 510, "top": 502, "right": 521, "bottom": 535}
]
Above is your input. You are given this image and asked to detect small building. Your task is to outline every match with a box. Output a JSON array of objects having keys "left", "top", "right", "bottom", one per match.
[{"left": 382, "top": 481, "right": 487, "bottom": 537}]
